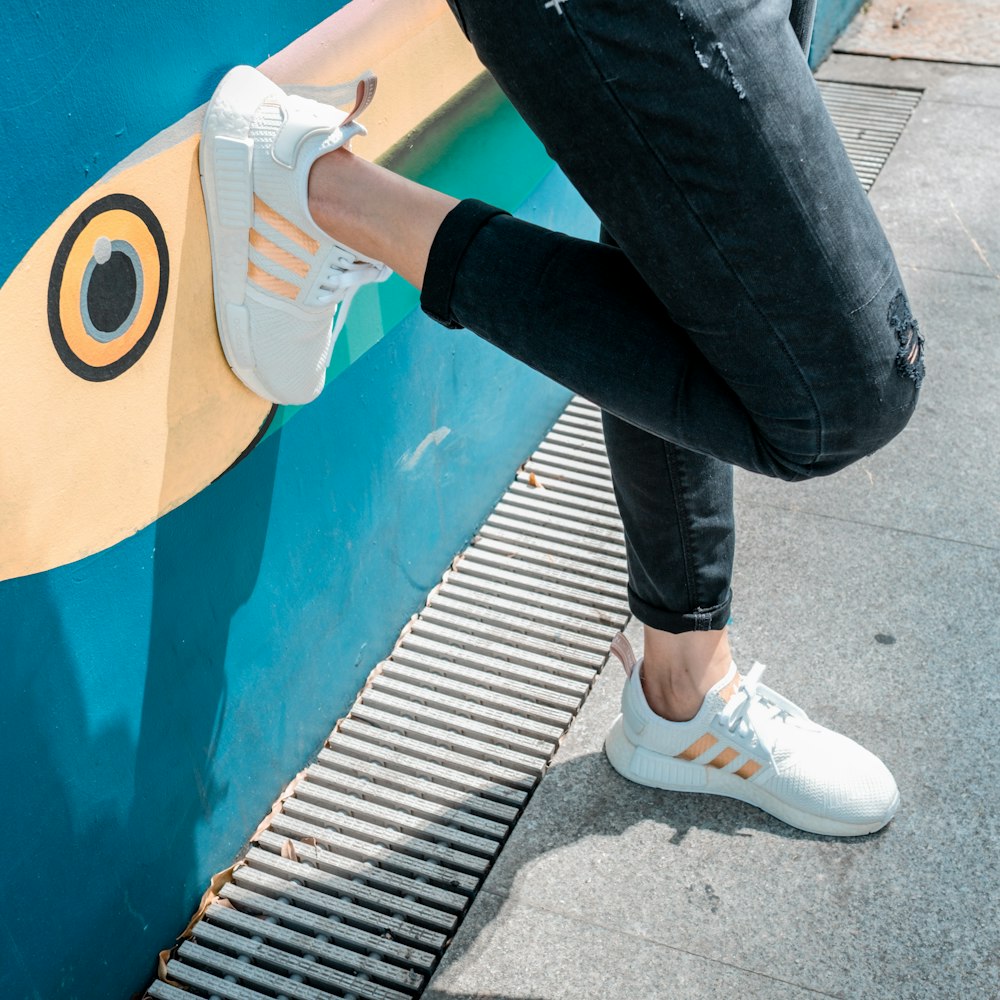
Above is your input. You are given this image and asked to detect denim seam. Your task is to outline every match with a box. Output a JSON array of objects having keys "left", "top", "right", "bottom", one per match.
[
  {"left": 846, "top": 264, "right": 895, "bottom": 318},
  {"left": 663, "top": 439, "right": 700, "bottom": 613},
  {"left": 559, "top": 7, "right": 825, "bottom": 467}
]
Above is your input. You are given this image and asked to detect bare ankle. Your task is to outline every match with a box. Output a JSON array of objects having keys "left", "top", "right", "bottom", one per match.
[
  {"left": 640, "top": 624, "right": 733, "bottom": 722},
  {"left": 307, "top": 148, "right": 354, "bottom": 237},
  {"left": 306, "top": 147, "right": 458, "bottom": 289}
]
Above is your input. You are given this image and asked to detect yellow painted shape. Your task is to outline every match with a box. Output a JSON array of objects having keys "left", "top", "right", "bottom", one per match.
[
  {"left": 0, "top": 0, "right": 484, "bottom": 582},
  {"left": 264, "top": 0, "right": 484, "bottom": 169},
  {"left": 58, "top": 209, "right": 162, "bottom": 368},
  {"left": 0, "top": 141, "right": 261, "bottom": 582}
]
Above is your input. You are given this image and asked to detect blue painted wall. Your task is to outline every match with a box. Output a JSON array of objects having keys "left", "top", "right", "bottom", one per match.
[
  {"left": 0, "top": 3, "right": 590, "bottom": 990},
  {"left": 0, "top": 0, "right": 352, "bottom": 289}
]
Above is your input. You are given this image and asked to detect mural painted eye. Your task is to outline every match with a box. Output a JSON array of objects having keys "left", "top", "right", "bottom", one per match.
[{"left": 47, "top": 193, "right": 168, "bottom": 380}]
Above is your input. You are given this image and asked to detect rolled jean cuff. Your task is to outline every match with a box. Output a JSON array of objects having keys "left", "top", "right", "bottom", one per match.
[
  {"left": 627, "top": 587, "right": 732, "bottom": 634},
  {"left": 421, "top": 199, "right": 510, "bottom": 328}
]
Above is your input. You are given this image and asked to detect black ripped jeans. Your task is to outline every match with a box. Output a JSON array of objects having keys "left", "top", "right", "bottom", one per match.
[{"left": 421, "top": 0, "right": 923, "bottom": 633}]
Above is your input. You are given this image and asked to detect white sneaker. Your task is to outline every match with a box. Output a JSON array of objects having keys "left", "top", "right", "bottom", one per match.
[
  {"left": 199, "top": 65, "right": 391, "bottom": 405},
  {"left": 603, "top": 635, "right": 899, "bottom": 836}
]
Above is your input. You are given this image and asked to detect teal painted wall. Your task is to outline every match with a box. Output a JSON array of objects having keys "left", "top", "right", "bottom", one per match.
[
  {"left": 810, "top": 0, "right": 864, "bottom": 66},
  {"left": 0, "top": 85, "right": 591, "bottom": 1000},
  {"left": 0, "top": 3, "right": 587, "bottom": 993},
  {"left": 0, "top": 3, "right": 591, "bottom": 990}
]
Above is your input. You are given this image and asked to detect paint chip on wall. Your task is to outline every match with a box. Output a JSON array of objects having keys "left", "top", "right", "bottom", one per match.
[{"left": 399, "top": 426, "right": 451, "bottom": 471}]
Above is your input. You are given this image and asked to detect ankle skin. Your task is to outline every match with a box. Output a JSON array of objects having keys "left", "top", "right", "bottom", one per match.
[
  {"left": 640, "top": 624, "right": 733, "bottom": 722},
  {"left": 307, "top": 148, "right": 458, "bottom": 289}
]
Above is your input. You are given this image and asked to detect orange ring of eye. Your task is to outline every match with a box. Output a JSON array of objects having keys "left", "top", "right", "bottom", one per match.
[{"left": 48, "top": 194, "right": 168, "bottom": 381}]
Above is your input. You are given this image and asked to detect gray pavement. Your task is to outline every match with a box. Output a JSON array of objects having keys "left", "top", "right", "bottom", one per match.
[{"left": 425, "top": 54, "right": 1000, "bottom": 1000}]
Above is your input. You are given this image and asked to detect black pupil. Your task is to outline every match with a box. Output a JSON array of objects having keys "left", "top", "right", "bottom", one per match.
[{"left": 87, "top": 250, "right": 137, "bottom": 333}]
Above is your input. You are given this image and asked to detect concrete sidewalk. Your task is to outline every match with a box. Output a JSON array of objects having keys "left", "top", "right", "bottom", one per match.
[{"left": 424, "top": 53, "right": 1000, "bottom": 1000}]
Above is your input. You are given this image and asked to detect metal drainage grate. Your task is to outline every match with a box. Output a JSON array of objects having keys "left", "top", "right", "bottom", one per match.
[
  {"left": 148, "top": 397, "right": 631, "bottom": 1000},
  {"left": 817, "top": 79, "right": 923, "bottom": 191}
]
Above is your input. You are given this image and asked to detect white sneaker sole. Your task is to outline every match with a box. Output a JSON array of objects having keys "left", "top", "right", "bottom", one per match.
[
  {"left": 199, "top": 66, "right": 284, "bottom": 402},
  {"left": 604, "top": 714, "right": 898, "bottom": 837}
]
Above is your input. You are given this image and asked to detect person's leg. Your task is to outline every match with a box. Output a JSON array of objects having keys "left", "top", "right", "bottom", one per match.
[
  {"left": 301, "top": 140, "right": 900, "bottom": 834},
  {"left": 595, "top": 218, "right": 735, "bottom": 720},
  {"left": 308, "top": 0, "right": 921, "bottom": 479},
  {"left": 304, "top": 0, "right": 918, "bottom": 711},
  {"left": 601, "top": 410, "right": 735, "bottom": 721},
  {"left": 599, "top": 0, "right": 818, "bottom": 721},
  {"left": 306, "top": 0, "right": 905, "bottom": 835},
  {"left": 426, "top": 0, "right": 921, "bottom": 478}
]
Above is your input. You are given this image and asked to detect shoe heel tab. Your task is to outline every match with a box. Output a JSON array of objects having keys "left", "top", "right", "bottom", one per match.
[
  {"left": 269, "top": 72, "right": 378, "bottom": 169},
  {"left": 342, "top": 71, "right": 377, "bottom": 125},
  {"left": 283, "top": 72, "right": 378, "bottom": 122},
  {"left": 292, "top": 72, "right": 377, "bottom": 125},
  {"left": 609, "top": 632, "right": 638, "bottom": 678}
]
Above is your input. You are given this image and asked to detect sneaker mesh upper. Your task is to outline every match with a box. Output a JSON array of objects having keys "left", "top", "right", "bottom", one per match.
[{"left": 619, "top": 658, "right": 898, "bottom": 827}]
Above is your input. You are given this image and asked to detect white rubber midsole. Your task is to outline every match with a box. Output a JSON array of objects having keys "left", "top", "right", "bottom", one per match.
[
  {"left": 199, "top": 67, "right": 282, "bottom": 403},
  {"left": 604, "top": 714, "right": 898, "bottom": 837}
]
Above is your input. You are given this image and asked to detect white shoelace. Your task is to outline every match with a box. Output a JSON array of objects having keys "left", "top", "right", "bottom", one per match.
[
  {"left": 718, "top": 664, "right": 810, "bottom": 772},
  {"left": 318, "top": 259, "right": 390, "bottom": 336}
]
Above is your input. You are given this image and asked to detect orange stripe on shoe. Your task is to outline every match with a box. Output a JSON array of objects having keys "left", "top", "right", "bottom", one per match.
[
  {"left": 248, "top": 261, "right": 299, "bottom": 300},
  {"left": 250, "top": 228, "right": 311, "bottom": 278},
  {"left": 735, "top": 759, "right": 762, "bottom": 779},
  {"left": 707, "top": 747, "right": 740, "bottom": 769},
  {"left": 676, "top": 733, "right": 717, "bottom": 761},
  {"left": 254, "top": 196, "right": 320, "bottom": 255}
]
